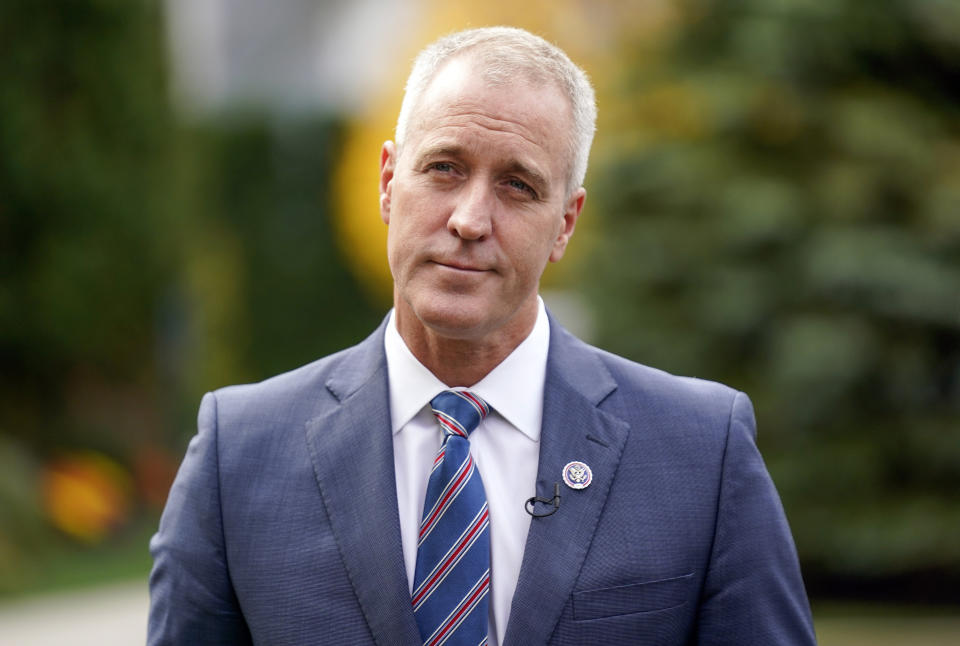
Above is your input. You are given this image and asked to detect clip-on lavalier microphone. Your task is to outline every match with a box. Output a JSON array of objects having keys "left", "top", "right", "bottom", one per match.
[{"left": 524, "top": 482, "right": 561, "bottom": 518}]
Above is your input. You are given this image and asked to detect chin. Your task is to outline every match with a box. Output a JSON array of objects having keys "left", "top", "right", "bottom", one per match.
[
  {"left": 416, "top": 302, "right": 500, "bottom": 340},
  {"left": 398, "top": 281, "right": 534, "bottom": 342}
]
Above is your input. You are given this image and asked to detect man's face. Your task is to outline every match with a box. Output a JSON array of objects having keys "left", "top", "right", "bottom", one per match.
[{"left": 379, "top": 57, "right": 586, "bottom": 344}]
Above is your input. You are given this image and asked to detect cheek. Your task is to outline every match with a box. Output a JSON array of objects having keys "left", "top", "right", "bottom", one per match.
[
  {"left": 385, "top": 214, "right": 415, "bottom": 268},
  {"left": 513, "top": 217, "right": 563, "bottom": 261},
  {"left": 385, "top": 210, "right": 432, "bottom": 275},
  {"left": 504, "top": 234, "right": 554, "bottom": 285},
  {"left": 390, "top": 188, "right": 442, "bottom": 237}
]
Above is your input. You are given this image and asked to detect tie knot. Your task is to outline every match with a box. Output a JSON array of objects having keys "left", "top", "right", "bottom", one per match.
[{"left": 430, "top": 390, "right": 489, "bottom": 439}]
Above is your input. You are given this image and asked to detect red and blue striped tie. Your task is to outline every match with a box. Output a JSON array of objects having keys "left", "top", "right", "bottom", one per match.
[{"left": 412, "top": 389, "right": 491, "bottom": 646}]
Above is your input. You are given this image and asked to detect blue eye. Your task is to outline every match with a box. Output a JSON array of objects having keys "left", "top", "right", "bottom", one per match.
[
  {"left": 508, "top": 179, "right": 535, "bottom": 197},
  {"left": 431, "top": 162, "right": 453, "bottom": 172}
]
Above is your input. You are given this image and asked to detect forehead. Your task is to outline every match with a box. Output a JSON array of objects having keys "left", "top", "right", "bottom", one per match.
[{"left": 404, "top": 58, "right": 572, "bottom": 178}]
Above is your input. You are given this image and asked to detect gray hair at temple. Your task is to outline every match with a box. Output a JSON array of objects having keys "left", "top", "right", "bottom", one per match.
[{"left": 394, "top": 26, "right": 597, "bottom": 195}]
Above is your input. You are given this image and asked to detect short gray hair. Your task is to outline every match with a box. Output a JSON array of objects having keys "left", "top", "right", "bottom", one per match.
[{"left": 395, "top": 26, "right": 597, "bottom": 194}]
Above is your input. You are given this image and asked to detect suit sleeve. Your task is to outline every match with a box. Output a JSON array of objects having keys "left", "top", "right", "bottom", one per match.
[
  {"left": 148, "top": 392, "right": 253, "bottom": 646},
  {"left": 696, "top": 392, "right": 817, "bottom": 645}
]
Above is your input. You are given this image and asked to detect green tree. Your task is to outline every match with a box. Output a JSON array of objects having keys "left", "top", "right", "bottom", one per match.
[
  {"left": 584, "top": 0, "right": 960, "bottom": 600},
  {"left": 0, "top": 0, "right": 380, "bottom": 593},
  {"left": 0, "top": 0, "right": 184, "bottom": 453},
  {"left": 0, "top": 0, "right": 188, "bottom": 591}
]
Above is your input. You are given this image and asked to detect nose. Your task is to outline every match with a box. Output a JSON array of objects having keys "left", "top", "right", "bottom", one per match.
[{"left": 447, "top": 180, "right": 493, "bottom": 241}]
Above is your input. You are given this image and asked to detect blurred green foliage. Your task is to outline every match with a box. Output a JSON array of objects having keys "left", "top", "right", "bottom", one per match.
[
  {"left": 0, "top": 0, "right": 379, "bottom": 592},
  {"left": 189, "top": 118, "right": 383, "bottom": 385},
  {"left": 0, "top": 0, "right": 181, "bottom": 449},
  {"left": 584, "top": 0, "right": 960, "bottom": 599},
  {"left": 0, "top": 0, "right": 180, "bottom": 591}
]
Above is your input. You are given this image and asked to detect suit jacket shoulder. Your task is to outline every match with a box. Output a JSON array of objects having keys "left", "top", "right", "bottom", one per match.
[
  {"left": 211, "top": 321, "right": 387, "bottom": 438},
  {"left": 547, "top": 318, "right": 746, "bottom": 450}
]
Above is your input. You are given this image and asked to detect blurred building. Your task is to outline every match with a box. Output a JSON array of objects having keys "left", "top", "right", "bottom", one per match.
[{"left": 164, "top": 0, "right": 419, "bottom": 117}]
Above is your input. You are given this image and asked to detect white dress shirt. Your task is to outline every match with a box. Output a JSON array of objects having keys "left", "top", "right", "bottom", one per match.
[{"left": 385, "top": 298, "right": 549, "bottom": 646}]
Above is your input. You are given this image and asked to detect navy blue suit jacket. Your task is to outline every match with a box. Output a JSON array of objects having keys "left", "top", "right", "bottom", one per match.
[{"left": 148, "top": 315, "right": 816, "bottom": 645}]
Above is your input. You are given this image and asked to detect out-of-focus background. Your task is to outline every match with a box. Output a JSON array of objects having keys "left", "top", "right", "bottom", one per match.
[{"left": 1, "top": 0, "right": 958, "bottom": 643}]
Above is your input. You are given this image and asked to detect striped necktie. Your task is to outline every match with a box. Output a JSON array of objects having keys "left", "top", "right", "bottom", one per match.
[{"left": 412, "top": 389, "right": 491, "bottom": 646}]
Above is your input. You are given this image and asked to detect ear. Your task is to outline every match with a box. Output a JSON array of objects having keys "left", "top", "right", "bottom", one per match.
[
  {"left": 379, "top": 141, "right": 397, "bottom": 224},
  {"left": 549, "top": 187, "right": 586, "bottom": 263}
]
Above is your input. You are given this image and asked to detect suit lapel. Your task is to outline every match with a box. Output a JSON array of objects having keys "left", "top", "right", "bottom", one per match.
[
  {"left": 304, "top": 324, "right": 421, "bottom": 646},
  {"left": 503, "top": 320, "right": 630, "bottom": 646}
]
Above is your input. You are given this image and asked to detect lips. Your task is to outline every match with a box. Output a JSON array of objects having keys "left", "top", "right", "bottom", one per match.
[{"left": 431, "top": 259, "right": 488, "bottom": 272}]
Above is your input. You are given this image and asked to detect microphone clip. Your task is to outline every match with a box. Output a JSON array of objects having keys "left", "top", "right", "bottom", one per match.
[{"left": 524, "top": 483, "right": 561, "bottom": 518}]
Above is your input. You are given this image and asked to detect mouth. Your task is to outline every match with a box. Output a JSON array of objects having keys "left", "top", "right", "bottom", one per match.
[{"left": 430, "top": 260, "right": 488, "bottom": 273}]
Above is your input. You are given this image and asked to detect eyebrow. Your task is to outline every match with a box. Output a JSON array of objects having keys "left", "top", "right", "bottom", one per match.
[
  {"left": 414, "top": 144, "right": 465, "bottom": 167},
  {"left": 415, "top": 144, "right": 552, "bottom": 198}
]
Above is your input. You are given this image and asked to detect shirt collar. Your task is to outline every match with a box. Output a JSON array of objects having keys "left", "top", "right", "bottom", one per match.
[{"left": 383, "top": 298, "right": 549, "bottom": 442}]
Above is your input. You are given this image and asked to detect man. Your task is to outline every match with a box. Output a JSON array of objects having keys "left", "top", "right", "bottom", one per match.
[{"left": 149, "top": 26, "right": 816, "bottom": 645}]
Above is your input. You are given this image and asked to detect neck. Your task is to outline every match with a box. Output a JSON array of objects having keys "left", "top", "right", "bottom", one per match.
[{"left": 395, "top": 300, "right": 538, "bottom": 387}]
